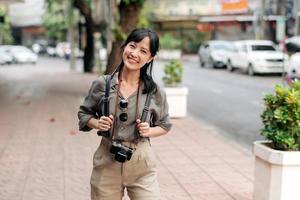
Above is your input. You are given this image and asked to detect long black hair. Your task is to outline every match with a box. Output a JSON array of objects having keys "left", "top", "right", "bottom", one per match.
[{"left": 114, "top": 28, "right": 159, "bottom": 94}]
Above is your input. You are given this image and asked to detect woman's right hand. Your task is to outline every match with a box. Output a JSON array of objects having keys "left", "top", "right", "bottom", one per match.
[{"left": 98, "top": 115, "right": 114, "bottom": 131}]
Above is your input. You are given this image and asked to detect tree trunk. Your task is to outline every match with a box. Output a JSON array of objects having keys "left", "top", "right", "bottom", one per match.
[
  {"left": 105, "top": 1, "right": 142, "bottom": 74},
  {"left": 73, "top": 0, "right": 94, "bottom": 73},
  {"left": 119, "top": 1, "right": 142, "bottom": 34},
  {"left": 106, "top": 41, "right": 123, "bottom": 74}
]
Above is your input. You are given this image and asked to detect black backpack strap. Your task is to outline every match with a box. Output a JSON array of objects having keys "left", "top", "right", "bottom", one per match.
[
  {"left": 134, "top": 92, "right": 152, "bottom": 141},
  {"left": 141, "top": 93, "right": 152, "bottom": 122},
  {"left": 97, "top": 75, "right": 112, "bottom": 137}
]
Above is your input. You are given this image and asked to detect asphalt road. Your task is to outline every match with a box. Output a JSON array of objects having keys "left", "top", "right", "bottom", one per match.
[{"left": 154, "top": 57, "right": 284, "bottom": 150}]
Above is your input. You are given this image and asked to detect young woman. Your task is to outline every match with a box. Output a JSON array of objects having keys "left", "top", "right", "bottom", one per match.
[{"left": 78, "top": 28, "right": 172, "bottom": 200}]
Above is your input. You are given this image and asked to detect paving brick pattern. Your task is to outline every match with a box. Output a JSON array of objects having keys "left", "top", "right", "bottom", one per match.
[{"left": 0, "top": 62, "right": 254, "bottom": 200}]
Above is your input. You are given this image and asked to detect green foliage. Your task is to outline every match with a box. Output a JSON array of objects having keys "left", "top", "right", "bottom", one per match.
[
  {"left": 261, "top": 82, "right": 300, "bottom": 151},
  {"left": 113, "top": 25, "right": 127, "bottom": 41},
  {"left": 181, "top": 30, "right": 208, "bottom": 53},
  {"left": 136, "top": 1, "right": 154, "bottom": 28},
  {"left": 160, "top": 33, "right": 182, "bottom": 50},
  {"left": 122, "top": 0, "right": 145, "bottom": 6},
  {"left": 43, "top": 1, "right": 70, "bottom": 41},
  {"left": 163, "top": 60, "right": 183, "bottom": 87},
  {"left": 0, "top": 7, "right": 14, "bottom": 44}
]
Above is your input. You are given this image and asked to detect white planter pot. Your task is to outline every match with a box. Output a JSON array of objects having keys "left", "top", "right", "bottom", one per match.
[
  {"left": 164, "top": 87, "right": 188, "bottom": 118},
  {"left": 253, "top": 141, "right": 300, "bottom": 200},
  {"left": 158, "top": 49, "right": 182, "bottom": 60}
]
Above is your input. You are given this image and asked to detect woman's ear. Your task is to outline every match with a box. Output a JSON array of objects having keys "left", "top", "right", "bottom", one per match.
[{"left": 147, "top": 56, "right": 154, "bottom": 64}]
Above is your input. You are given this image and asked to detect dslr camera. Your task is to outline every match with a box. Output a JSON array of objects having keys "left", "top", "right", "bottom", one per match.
[{"left": 110, "top": 141, "right": 134, "bottom": 163}]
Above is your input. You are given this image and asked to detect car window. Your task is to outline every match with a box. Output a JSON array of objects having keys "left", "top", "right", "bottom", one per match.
[
  {"left": 251, "top": 45, "right": 276, "bottom": 51},
  {"left": 235, "top": 44, "right": 247, "bottom": 52},
  {"left": 242, "top": 45, "right": 248, "bottom": 52},
  {"left": 232, "top": 45, "right": 238, "bottom": 52},
  {"left": 210, "top": 44, "right": 230, "bottom": 51}
]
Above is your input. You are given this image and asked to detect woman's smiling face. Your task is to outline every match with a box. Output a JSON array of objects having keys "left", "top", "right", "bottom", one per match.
[{"left": 122, "top": 36, "right": 154, "bottom": 72}]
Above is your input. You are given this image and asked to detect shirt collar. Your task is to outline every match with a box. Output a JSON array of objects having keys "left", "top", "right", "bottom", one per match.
[{"left": 110, "top": 71, "right": 146, "bottom": 91}]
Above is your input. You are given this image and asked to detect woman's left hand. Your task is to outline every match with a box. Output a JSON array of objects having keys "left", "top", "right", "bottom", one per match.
[{"left": 136, "top": 119, "right": 151, "bottom": 137}]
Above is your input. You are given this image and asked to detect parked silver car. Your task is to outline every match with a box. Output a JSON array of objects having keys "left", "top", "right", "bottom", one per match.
[{"left": 198, "top": 40, "right": 234, "bottom": 68}]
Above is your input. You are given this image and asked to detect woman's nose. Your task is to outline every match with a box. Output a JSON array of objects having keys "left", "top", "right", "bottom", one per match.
[
  {"left": 131, "top": 48, "right": 139, "bottom": 57},
  {"left": 130, "top": 50, "right": 138, "bottom": 57}
]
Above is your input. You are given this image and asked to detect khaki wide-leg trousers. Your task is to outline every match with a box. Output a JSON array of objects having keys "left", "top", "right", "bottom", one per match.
[{"left": 90, "top": 138, "right": 160, "bottom": 200}]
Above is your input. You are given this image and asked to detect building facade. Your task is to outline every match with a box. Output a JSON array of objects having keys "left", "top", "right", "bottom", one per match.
[{"left": 151, "top": 0, "right": 300, "bottom": 44}]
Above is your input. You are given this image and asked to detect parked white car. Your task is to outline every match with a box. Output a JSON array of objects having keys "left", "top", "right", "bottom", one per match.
[
  {"left": 0, "top": 46, "right": 14, "bottom": 65},
  {"left": 227, "top": 40, "right": 288, "bottom": 75},
  {"left": 3, "top": 45, "right": 38, "bottom": 64},
  {"left": 198, "top": 40, "right": 234, "bottom": 68}
]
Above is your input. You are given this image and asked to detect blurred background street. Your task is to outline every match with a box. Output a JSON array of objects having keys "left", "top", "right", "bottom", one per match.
[
  {"left": 0, "top": 57, "right": 254, "bottom": 200},
  {"left": 1, "top": 0, "right": 300, "bottom": 199}
]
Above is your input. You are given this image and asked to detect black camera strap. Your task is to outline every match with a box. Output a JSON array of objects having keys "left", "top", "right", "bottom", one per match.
[{"left": 97, "top": 75, "right": 112, "bottom": 137}]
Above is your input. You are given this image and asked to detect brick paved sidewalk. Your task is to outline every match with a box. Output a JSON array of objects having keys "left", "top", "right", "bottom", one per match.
[{"left": 0, "top": 64, "right": 254, "bottom": 200}]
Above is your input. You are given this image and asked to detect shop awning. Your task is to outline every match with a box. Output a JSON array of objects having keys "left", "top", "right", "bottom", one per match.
[{"left": 198, "top": 15, "right": 255, "bottom": 22}]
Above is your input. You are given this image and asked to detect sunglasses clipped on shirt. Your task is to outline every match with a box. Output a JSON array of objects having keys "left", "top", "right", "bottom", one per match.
[{"left": 119, "top": 99, "right": 128, "bottom": 122}]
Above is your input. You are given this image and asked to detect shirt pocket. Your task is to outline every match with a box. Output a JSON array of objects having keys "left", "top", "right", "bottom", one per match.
[{"left": 143, "top": 141, "right": 157, "bottom": 169}]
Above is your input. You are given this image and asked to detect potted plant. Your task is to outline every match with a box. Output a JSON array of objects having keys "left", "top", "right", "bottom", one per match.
[
  {"left": 162, "top": 59, "right": 188, "bottom": 118},
  {"left": 253, "top": 81, "right": 300, "bottom": 200}
]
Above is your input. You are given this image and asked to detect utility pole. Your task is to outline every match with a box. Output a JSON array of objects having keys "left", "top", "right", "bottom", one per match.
[
  {"left": 107, "top": 0, "right": 115, "bottom": 56},
  {"left": 68, "top": 0, "right": 76, "bottom": 71},
  {"left": 255, "top": 0, "right": 266, "bottom": 40},
  {"left": 0, "top": 17, "right": 3, "bottom": 45},
  {"left": 294, "top": 0, "right": 300, "bottom": 35}
]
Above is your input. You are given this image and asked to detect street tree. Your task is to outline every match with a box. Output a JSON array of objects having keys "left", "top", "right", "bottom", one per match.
[
  {"left": 106, "top": 0, "right": 145, "bottom": 74},
  {"left": 44, "top": 0, "right": 94, "bottom": 73},
  {"left": 73, "top": 0, "right": 94, "bottom": 73},
  {"left": 43, "top": 1, "right": 69, "bottom": 42}
]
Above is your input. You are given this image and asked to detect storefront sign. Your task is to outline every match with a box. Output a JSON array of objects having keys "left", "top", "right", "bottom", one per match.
[{"left": 221, "top": 0, "right": 248, "bottom": 13}]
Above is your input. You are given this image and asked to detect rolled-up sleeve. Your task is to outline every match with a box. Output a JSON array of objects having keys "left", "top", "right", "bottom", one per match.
[
  {"left": 78, "top": 77, "right": 105, "bottom": 131},
  {"left": 153, "top": 89, "right": 172, "bottom": 131}
]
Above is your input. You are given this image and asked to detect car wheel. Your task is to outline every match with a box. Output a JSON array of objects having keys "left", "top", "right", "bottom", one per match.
[
  {"left": 227, "top": 60, "right": 234, "bottom": 72},
  {"left": 247, "top": 65, "right": 255, "bottom": 76}
]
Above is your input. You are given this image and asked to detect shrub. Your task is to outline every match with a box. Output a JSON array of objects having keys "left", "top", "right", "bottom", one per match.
[
  {"left": 162, "top": 59, "right": 183, "bottom": 87},
  {"left": 261, "top": 81, "right": 300, "bottom": 150},
  {"left": 160, "top": 33, "right": 182, "bottom": 50}
]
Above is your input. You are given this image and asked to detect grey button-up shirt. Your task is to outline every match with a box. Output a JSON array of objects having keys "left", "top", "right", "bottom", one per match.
[{"left": 78, "top": 74, "right": 172, "bottom": 141}]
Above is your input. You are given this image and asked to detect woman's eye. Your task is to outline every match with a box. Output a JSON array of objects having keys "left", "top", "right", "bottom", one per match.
[
  {"left": 129, "top": 44, "right": 135, "bottom": 48},
  {"left": 141, "top": 50, "right": 147, "bottom": 54}
]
